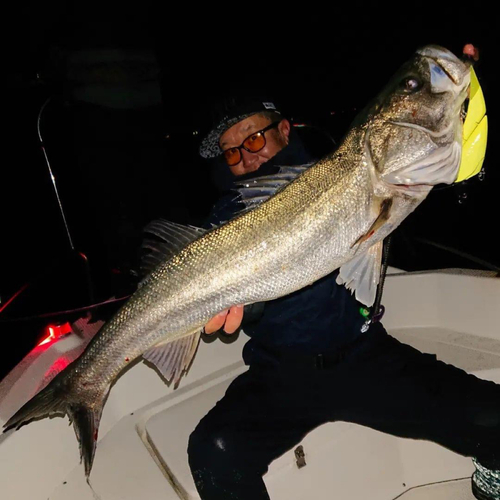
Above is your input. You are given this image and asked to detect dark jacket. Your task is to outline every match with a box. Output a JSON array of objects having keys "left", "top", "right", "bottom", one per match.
[{"left": 205, "top": 129, "right": 367, "bottom": 364}]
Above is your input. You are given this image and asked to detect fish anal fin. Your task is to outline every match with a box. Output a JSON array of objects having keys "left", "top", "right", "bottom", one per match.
[
  {"left": 143, "top": 331, "right": 202, "bottom": 387},
  {"left": 351, "top": 198, "right": 393, "bottom": 248},
  {"left": 337, "top": 241, "right": 383, "bottom": 307}
]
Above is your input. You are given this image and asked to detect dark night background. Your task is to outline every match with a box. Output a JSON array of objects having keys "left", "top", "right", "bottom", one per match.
[{"left": 1, "top": 4, "right": 499, "bottom": 379}]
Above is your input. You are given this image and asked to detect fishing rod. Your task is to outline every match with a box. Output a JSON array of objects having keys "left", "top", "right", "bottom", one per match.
[
  {"left": 38, "top": 97, "right": 75, "bottom": 250},
  {"left": 37, "top": 97, "right": 94, "bottom": 305},
  {"left": 1, "top": 97, "right": 96, "bottom": 316}
]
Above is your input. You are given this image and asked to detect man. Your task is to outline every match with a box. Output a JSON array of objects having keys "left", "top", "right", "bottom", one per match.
[
  {"left": 188, "top": 97, "right": 500, "bottom": 500},
  {"left": 201, "top": 101, "right": 292, "bottom": 335}
]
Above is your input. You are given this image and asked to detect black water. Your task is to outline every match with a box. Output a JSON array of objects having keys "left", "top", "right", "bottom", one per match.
[{"left": 2, "top": 8, "right": 499, "bottom": 381}]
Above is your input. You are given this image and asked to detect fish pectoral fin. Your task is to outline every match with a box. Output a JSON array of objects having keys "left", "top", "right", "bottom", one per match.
[
  {"left": 143, "top": 330, "right": 202, "bottom": 387},
  {"left": 351, "top": 198, "right": 393, "bottom": 248},
  {"left": 337, "top": 240, "right": 383, "bottom": 307}
]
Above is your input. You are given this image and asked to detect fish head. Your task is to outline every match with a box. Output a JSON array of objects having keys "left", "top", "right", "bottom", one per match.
[{"left": 364, "top": 45, "right": 471, "bottom": 193}]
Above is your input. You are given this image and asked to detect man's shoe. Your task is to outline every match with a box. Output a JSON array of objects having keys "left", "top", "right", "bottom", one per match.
[{"left": 472, "top": 458, "right": 500, "bottom": 500}]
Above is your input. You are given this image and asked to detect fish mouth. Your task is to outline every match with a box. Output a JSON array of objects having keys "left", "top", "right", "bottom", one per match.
[
  {"left": 460, "top": 86, "right": 471, "bottom": 124},
  {"left": 390, "top": 46, "right": 471, "bottom": 138},
  {"left": 417, "top": 45, "right": 471, "bottom": 88},
  {"left": 383, "top": 48, "right": 471, "bottom": 189},
  {"left": 418, "top": 47, "right": 471, "bottom": 126},
  {"left": 389, "top": 88, "right": 470, "bottom": 138}
]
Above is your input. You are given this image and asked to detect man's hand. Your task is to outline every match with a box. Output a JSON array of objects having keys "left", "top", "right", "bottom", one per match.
[{"left": 204, "top": 305, "right": 244, "bottom": 335}]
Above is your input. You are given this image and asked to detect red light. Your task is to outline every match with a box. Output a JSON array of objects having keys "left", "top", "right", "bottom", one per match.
[
  {"left": 43, "top": 357, "right": 71, "bottom": 381},
  {"left": 38, "top": 322, "right": 72, "bottom": 346},
  {"left": 38, "top": 327, "right": 55, "bottom": 346}
]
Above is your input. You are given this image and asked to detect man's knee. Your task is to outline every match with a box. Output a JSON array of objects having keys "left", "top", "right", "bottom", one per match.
[
  {"left": 470, "top": 403, "right": 500, "bottom": 464},
  {"left": 188, "top": 423, "right": 270, "bottom": 476},
  {"left": 188, "top": 425, "right": 239, "bottom": 470},
  {"left": 187, "top": 424, "right": 272, "bottom": 499},
  {"left": 473, "top": 407, "right": 500, "bottom": 429}
]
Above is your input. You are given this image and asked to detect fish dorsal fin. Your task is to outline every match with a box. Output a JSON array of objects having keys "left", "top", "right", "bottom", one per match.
[
  {"left": 236, "top": 163, "right": 314, "bottom": 209},
  {"left": 143, "top": 330, "right": 202, "bottom": 387},
  {"left": 336, "top": 240, "right": 383, "bottom": 307},
  {"left": 140, "top": 219, "right": 206, "bottom": 278}
]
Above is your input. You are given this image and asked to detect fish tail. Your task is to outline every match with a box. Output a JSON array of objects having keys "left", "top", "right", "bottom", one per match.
[
  {"left": 67, "top": 397, "right": 106, "bottom": 478},
  {"left": 3, "top": 377, "right": 108, "bottom": 477},
  {"left": 3, "top": 381, "right": 66, "bottom": 432}
]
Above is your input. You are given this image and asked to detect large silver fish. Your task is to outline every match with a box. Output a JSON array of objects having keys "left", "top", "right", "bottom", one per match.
[{"left": 4, "top": 45, "right": 472, "bottom": 477}]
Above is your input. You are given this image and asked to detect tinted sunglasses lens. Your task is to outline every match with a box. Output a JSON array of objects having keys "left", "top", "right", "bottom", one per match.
[
  {"left": 243, "top": 132, "right": 266, "bottom": 152},
  {"left": 224, "top": 148, "right": 241, "bottom": 166}
]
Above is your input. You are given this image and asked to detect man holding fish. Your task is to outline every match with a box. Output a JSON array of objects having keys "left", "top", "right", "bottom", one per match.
[
  {"left": 189, "top": 45, "right": 500, "bottom": 500},
  {"left": 4, "top": 44, "right": 499, "bottom": 500}
]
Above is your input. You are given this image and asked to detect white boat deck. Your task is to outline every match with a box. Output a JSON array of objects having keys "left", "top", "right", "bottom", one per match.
[
  {"left": 1, "top": 270, "right": 499, "bottom": 500},
  {"left": 396, "top": 479, "right": 474, "bottom": 500}
]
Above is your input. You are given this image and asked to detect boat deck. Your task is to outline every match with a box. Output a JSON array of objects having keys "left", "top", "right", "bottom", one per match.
[{"left": 1, "top": 270, "right": 498, "bottom": 499}]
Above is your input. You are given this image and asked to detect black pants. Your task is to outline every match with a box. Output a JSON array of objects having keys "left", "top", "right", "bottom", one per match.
[{"left": 188, "top": 326, "right": 500, "bottom": 499}]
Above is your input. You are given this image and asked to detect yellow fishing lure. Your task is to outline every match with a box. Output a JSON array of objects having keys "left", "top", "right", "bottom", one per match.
[{"left": 456, "top": 67, "right": 488, "bottom": 183}]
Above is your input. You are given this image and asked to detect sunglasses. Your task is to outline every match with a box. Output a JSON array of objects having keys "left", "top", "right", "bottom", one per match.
[{"left": 222, "top": 121, "right": 282, "bottom": 167}]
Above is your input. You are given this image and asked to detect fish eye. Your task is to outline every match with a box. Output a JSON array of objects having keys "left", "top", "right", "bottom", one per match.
[{"left": 402, "top": 77, "right": 421, "bottom": 93}]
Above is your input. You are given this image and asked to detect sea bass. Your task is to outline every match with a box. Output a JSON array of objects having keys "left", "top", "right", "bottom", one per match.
[{"left": 4, "top": 45, "right": 472, "bottom": 476}]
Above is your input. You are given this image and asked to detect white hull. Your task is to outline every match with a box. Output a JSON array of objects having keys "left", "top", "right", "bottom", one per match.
[{"left": 1, "top": 269, "right": 499, "bottom": 499}]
